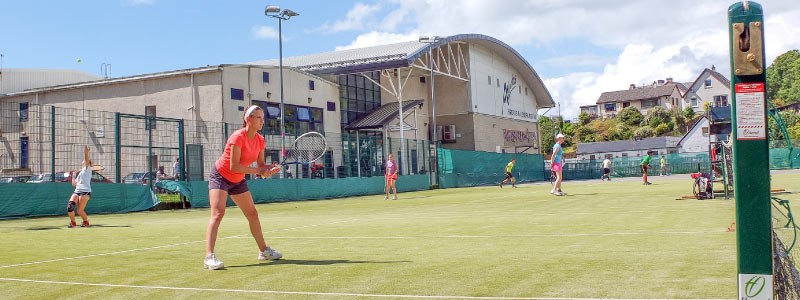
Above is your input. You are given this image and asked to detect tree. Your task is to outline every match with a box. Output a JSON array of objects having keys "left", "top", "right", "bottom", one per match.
[
  {"left": 654, "top": 123, "right": 671, "bottom": 136},
  {"left": 766, "top": 49, "right": 800, "bottom": 104},
  {"left": 578, "top": 111, "right": 591, "bottom": 125},
  {"left": 634, "top": 126, "right": 655, "bottom": 138},
  {"left": 539, "top": 116, "right": 557, "bottom": 155},
  {"left": 618, "top": 106, "right": 644, "bottom": 126},
  {"left": 768, "top": 110, "right": 800, "bottom": 143},
  {"left": 683, "top": 107, "right": 696, "bottom": 120},
  {"left": 644, "top": 106, "right": 670, "bottom": 128},
  {"left": 574, "top": 125, "right": 596, "bottom": 143}
]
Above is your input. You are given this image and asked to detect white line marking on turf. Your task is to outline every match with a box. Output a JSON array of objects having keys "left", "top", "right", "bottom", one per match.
[
  {"left": 0, "top": 219, "right": 358, "bottom": 269},
  {"left": 246, "top": 230, "right": 724, "bottom": 240},
  {"left": 0, "top": 277, "right": 730, "bottom": 300}
]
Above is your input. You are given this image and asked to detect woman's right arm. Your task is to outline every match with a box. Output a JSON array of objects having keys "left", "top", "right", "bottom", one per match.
[{"left": 228, "top": 145, "right": 266, "bottom": 175}]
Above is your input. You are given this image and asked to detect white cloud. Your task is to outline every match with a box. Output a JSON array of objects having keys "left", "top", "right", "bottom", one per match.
[
  {"left": 317, "top": 3, "right": 382, "bottom": 33},
  {"left": 252, "top": 26, "right": 279, "bottom": 40},
  {"left": 125, "top": 0, "right": 154, "bottom": 6},
  {"left": 330, "top": 0, "right": 800, "bottom": 118},
  {"left": 335, "top": 31, "right": 419, "bottom": 51}
]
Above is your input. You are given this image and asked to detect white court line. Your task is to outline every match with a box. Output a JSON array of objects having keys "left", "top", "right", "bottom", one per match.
[
  {"left": 238, "top": 230, "right": 725, "bottom": 240},
  {"left": 0, "top": 277, "right": 730, "bottom": 300},
  {"left": 0, "top": 219, "right": 357, "bottom": 269}
]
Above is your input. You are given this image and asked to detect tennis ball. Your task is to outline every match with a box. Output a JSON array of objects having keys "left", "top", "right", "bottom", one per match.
[{"left": 76, "top": 58, "right": 82, "bottom": 63}]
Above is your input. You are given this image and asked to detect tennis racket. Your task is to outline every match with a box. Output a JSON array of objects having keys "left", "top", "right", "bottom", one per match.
[{"left": 279, "top": 132, "right": 328, "bottom": 166}]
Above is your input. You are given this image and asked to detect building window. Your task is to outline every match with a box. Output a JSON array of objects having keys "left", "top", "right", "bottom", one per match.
[
  {"left": 19, "top": 102, "right": 29, "bottom": 122},
  {"left": 309, "top": 80, "right": 315, "bottom": 90},
  {"left": 20, "top": 136, "right": 29, "bottom": 169},
  {"left": 704, "top": 79, "right": 712, "bottom": 88},
  {"left": 691, "top": 97, "right": 698, "bottom": 107},
  {"left": 262, "top": 72, "right": 269, "bottom": 83},
  {"left": 525, "top": 87, "right": 528, "bottom": 96},
  {"left": 702, "top": 127, "right": 709, "bottom": 137},
  {"left": 519, "top": 85, "right": 522, "bottom": 94},
  {"left": 252, "top": 100, "right": 323, "bottom": 135},
  {"left": 642, "top": 99, "right": 658, "bottom": 109},
  {"left": 488, "top": 75, "right": 492, "bottom": 85},
  {"left": 604, "top": 103, "right": 616, "bottom": 111},
  {"left": 231, "top": 88, "right": 245, "bottom": 100},
  {"left": 496, "top": 78, "right": 500, "bottom": 87},
  {"left": 621, "top": 153, "right": 628, "bottom": 158},
  {"left": 622, "top": 102, "right": 630, "bottom": 108},
  {"left": 238, "top": 106, "right": 245, "bottom": 111},
  {"left": 338, "top": 71, "right": 381, "bottom": 127},
  {"left": 714, "top": 95, "right": 728, "bottom": 107},
  {"left": 327, "top": 101, "right": 336, "bottom": 111}
]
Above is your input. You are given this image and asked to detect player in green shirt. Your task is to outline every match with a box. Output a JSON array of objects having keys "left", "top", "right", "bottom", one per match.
[
  {"left": 640, "top": 150, "right": 654, "bottom": 185},
  {"left": 500, "top": 158, "right": 516, "bottom": 188}
]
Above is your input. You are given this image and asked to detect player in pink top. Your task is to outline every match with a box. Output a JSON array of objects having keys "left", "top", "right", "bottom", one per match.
[
  {"left": 203, "top": 105, "right": 282, "bottom": 270},
  {"left": 384, "top": 154, "right": 399, "bottom": 200}
]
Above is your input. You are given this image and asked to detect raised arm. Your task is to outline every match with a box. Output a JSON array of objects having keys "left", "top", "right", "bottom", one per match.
[{"left": 83, "top": 146, "right": 91, "bottom": 167}]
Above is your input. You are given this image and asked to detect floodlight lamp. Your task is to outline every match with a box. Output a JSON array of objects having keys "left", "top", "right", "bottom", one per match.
[{"left": 265, "top": 5, "right": 281, "bottom": 15}]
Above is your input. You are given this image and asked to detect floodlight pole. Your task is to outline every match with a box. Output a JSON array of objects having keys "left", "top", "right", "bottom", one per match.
[
  {"left": 728, "top": 2, "right": 773, "bottom": 299},
  {"left": 419, "top": 36, "right": 441, "bottom": 185},
  {"left": 266, "top": 6, "right": 298, "bottom": 178}
]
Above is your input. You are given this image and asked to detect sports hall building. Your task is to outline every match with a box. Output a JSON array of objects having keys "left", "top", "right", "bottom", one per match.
[{"left": 0, "top": 34, "right": 553, "bottom": 181}]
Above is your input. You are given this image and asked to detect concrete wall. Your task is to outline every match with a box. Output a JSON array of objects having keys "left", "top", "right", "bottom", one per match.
[
  {"left": 472, "top": 114, "right": 539, "bottom": 153},
  {"left": 681, "top": 117, "right": 710, "bottom": 153},
  {"left": 469, "top": 43, "right": 538, "bottom": 122}
]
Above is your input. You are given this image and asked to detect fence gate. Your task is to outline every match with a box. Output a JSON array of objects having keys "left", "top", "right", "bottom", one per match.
[{"left": 115, "top": 113, "right": 184, "bottom": 185}]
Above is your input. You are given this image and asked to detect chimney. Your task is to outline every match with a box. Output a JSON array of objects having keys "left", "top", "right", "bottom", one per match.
[
  {"left": 666, "top": 77, "right": 673, "bottom": 83},
  {"left": 629, "top": 84, "right": 636, "bottom": 89},
  {"left": 711, "top": 64, "right": 716, "bottom": 71}
]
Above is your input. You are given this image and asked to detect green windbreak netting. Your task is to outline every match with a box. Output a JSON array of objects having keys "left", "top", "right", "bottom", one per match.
[
  {"left": 437, "top": 148, "right": 545, "bottom": 188},
  {"left": 174, "top": 175, "right": 431, "bottom": 208},
  {"left": 561, "top": 152, "right": 712, "bottom": 180},
  {"left": 0, "top": 183, "right": 157, "bottom": 219},
  {"left": 770, "top": 147, "right": 800, "bottom": 170}
]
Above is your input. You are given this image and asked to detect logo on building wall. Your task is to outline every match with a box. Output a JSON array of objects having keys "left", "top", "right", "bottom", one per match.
[
  {"left": 501, "top": 75, "right": 518, "bottom": 115},
  {"left": 503, "top": 129, "right": 537, "bottom": 147}
]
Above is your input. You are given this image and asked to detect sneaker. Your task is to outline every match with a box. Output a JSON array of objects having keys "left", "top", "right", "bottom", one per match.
[
  {"left": 499, "top": 183, "right": 503, "bottom": 188},
  {"left": 384, "top": 196, "right": 389, "bottom": 200},
  {"left": 68, "top": 221, "right": 77, "bottom": 228},
  {"left": 554, "top": 191, "right": 564, "bottom": 196},
  {"left": 81, "top": 221, "right": 90, "bottom": 228},
  {"left": 392, "top": 196, "right": 397, "bottom": 200},
  {"left": 258, "top": 247, "right": 282, "bottom": 261},
  {"left": 204, "top": 253, "right": 224, "bottom": 270},
  {"left": 644, "top": 182, "right": 653, "bottom": 185}
]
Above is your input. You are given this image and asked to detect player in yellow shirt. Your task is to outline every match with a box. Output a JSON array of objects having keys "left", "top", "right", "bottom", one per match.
[{"left": 499, "top": 158, "right": 516, "bottom": 188}]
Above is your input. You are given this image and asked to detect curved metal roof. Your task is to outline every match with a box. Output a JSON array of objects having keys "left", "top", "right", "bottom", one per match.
[{"left": 250, "top": 34, "right": 555, "bottom": 108}]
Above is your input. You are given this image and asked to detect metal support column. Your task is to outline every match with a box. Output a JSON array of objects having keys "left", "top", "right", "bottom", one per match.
[{"left": 728, "top": 2, "right": 773, "bottom": 299}]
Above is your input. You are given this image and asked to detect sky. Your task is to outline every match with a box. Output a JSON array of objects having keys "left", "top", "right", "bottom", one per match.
[{"left": 1, "top": 0, "right": 799, "bottom": 118}]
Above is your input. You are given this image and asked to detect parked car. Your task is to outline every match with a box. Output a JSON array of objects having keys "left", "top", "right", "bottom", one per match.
[
  {"left": 123, "top": 171, "right": 156, "bottom": 184},
  {"left": 28, "top": 171, "right": 112, "bottom": 183},
  {"left": 0, "top": 176, "right": 32, "bottom": 183}
]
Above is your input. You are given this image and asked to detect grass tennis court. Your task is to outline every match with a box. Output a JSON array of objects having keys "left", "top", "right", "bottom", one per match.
[{"left": 1, "top": 171, "right": 798, "bottom": 300}]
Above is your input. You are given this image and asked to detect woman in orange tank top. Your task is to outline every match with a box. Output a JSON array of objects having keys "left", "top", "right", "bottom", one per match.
[{"left": 203, "top": 106, "right": 283, "bottom": 270}]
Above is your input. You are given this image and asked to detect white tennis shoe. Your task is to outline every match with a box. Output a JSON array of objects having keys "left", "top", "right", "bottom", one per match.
[
  {"left": 258, "top": 247, "right": 283, "bottom": 261},
  {"left": 204, "top": 253, "right": 224, "bottom": 270}
]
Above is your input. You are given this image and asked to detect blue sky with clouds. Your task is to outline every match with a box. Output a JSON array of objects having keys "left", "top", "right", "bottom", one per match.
[{"left": 2, "top": 0, "right": 799, "bottom": 117}]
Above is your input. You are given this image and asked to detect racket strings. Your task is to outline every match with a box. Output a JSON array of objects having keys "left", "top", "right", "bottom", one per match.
[{"left": 290, "top": 134, "right": 327, "bottom": 163}]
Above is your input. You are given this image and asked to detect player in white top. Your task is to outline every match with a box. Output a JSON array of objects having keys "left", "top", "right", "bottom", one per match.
[
  {"left": 67, "top": 146, "right": 93, "bottom": 228},
  {"left": 601, "top": 156, "right": 612, "bottom": 181}
]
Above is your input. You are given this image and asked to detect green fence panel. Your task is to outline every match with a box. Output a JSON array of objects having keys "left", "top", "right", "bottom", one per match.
[
  {"left": 0, "top": 183, "right": 157, "bottom": 219},
  {"left": 436, "top": 148, "right": 545, "bottom": 188},
  {"left": 182, "top": 175, "right": 430, "bottom": 208}
]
